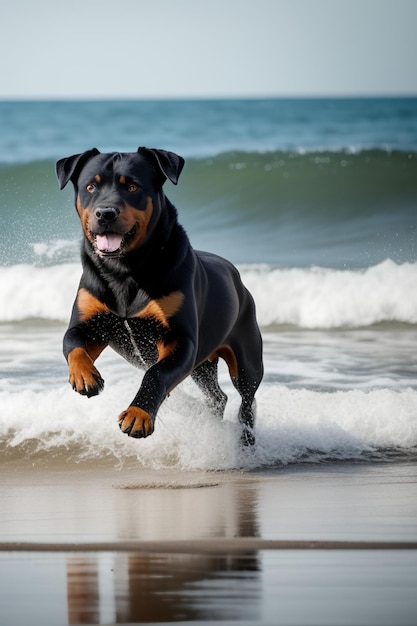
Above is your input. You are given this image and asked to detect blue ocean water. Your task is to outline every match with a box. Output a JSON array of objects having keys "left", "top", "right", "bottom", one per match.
[
  {"left": 0, "top": 98, "right": 416, "bottom": 269},
  {"left": 0, "top": 98, "right": 416, "bottom": 469}
]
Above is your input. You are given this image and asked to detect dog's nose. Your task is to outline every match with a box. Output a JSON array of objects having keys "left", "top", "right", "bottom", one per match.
[{"left": 94, "top": 207, "right": 120, "bottom": 222}]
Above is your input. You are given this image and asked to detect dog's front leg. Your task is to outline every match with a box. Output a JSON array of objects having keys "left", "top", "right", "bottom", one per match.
[
  {"left": 64, "top": 327, "right": 106, "bottom": 398},
  {"left": 118, "top": 337, "right": 195, "bottom": 438}
]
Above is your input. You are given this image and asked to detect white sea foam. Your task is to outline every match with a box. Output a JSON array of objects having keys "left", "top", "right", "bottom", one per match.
[
  {"left": 0, "top": 263, "right": 81, "bottom": 322},
  {"left": 1, "top": 258, "right": 416, "bottom": 328},
  {"left": 243, "top": 259, "right": 417, "bottom": 328},
  {"left": 0, "top": 377, "right": 416, "bottom": 469}
]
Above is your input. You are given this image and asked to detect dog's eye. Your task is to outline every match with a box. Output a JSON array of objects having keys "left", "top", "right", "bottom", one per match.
[
  {"left": 86, "top": 183, "right": 96, "bottom": 193},
  {"left": 127, "top": 184, "right": 139, "bottom": 193}
]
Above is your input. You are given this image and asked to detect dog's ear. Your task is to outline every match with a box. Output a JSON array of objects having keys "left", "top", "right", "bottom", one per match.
[
  {"left": 55, "top": 148, "right": 100, "bottom": 190},
  {"left": 137, "top": 147, "right": 185, "bottom": 185}
]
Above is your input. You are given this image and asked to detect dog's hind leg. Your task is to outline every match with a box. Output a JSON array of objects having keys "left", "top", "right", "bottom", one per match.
[
  {"left": 191, "top": 358, "right": 227, "bottom": 418},
  {"left": 232, "top": 376, "right": 259, "bottom": 446},
  {"left": 210, "top": 340, "right": 263, "bottom": 446},
  {"left": 229, "top": 338, "right": 263, "bottom": 447}
]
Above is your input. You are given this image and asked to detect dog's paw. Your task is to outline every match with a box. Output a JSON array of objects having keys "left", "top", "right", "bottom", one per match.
[
  {"left": 118, "top": 407, "right": 154, "bottom": 438},
  {"left": 68, "top": 348, "right": 104, "bottom": 397}
]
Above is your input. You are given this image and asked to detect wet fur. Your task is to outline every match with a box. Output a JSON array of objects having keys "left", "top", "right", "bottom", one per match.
[{"left": 56, "top": 147, "right": 263, "bottom": 445}]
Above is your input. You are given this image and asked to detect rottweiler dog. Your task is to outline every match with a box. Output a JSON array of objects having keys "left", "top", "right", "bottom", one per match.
[{"left": 56, "top": 147, "right": 263, "bottom": 445}]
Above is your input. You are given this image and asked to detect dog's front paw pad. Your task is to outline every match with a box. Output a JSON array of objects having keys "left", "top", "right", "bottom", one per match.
[{"left": 118, "top": 407, "right": 154, "bottom": 438}]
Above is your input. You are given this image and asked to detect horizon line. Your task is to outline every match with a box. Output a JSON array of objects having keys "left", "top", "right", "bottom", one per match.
[{"left": 1, "top": 92, "right": 417, "bottom": 102}]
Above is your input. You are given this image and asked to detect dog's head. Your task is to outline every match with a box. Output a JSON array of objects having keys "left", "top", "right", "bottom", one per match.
[{"left": 56, "top": 147, "right": 184, "bottom": 258}]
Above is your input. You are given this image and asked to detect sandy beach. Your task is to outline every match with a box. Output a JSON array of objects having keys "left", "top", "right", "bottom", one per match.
[{"left": 0, "top": 460, "right": 416, "bottom": 625}]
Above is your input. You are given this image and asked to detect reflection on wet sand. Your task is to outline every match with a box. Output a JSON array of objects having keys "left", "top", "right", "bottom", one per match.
[
  {"left": 2, "top": 464, "right": 417, "bottom": 625},
  {"left": 67, "top": 483, "right": 260, "bottom": 624},
  {"left": 112, "top": 480, "right": 260, "bottom": 542},
  {"left": 67, "top": 552, "right": 260, "bottom": 623}
]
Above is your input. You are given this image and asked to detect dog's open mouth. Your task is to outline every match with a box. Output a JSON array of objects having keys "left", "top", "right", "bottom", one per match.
[
  {"left": 93, "top": 225, "right": 137, "bottom": 258},
  {"left": 95, "top": 233, "right": 123, "bottom": 256}
]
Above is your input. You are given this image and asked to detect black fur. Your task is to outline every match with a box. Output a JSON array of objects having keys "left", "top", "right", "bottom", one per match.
[{"left": 56, "top": 147, "right": 263, "bottom": 445}]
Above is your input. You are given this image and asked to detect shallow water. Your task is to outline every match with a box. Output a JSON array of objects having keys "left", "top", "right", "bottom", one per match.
[{"left": 1, "top": 320, "right": 417, "bottom": 470}]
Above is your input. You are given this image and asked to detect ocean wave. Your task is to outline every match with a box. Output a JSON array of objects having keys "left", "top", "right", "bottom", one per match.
[
  {"left": 0, "top": 259, "right": 416, "bottom": 329},
  {"left": 1, "top": 149, "right": 416, "bottom": 267},
  {"left": 0, "top": 380, "right": 416, "bottom": 470},
  {"left": 243, "top": 259, "right": 417, "bottom": 328},
  {"left": 2, "top": 149, "right": 416, "bottom": 223},
  {"left": 177, "top": 149, "right": 417, "bottom": 228},
  {"left": 0, "top": 263, "right": 81, "bottom": 322}
]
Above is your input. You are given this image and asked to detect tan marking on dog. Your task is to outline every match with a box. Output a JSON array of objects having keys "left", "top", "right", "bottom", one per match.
[
  {"left": 118, "top": 406, "right": 154, "bottom": 437},
  {"left": 135, "top": 291, "right": 184, "bottom": 327},
  {"left": 123, "top": 196, "right": 154, "bottom": 251},
  {"left": 119, "top": 175, "right": 126, "bottom": 184},
  {"left": 77, "top": 288, "right": 111, "bottom": 322},
  {"left": 157, "top": 339, "right": 178, "bottom": 361},
  {"left": 85, "top": 338, "right": 107, "bottom": 361},
  {"left": 76, "top": 196, "right": 95, "bottom": 244},
  {"left": 94, "top": 174, "right": 101, "bottom": 183},
  {"left": 209, "top": 345, "right": 238, "bottom": 378},
  {"left": 68, "top": 347, "right": 102, "bottom": 394}
]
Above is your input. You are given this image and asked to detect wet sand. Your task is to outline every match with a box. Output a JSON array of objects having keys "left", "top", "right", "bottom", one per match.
[{"left": 1, "top": 461, "right": 417, "bottom": 625}]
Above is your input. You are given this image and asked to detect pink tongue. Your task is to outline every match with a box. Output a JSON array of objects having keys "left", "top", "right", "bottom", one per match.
[{"left": 95, "top": 233, "right": 123, "bottom": 253}]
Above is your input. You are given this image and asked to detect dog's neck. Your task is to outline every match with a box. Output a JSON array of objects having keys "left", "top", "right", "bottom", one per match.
[{"left": 82, "top": 199, "right": 191, "bottom": 303}]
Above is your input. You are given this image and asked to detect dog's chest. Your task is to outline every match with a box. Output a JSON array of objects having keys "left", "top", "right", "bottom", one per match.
[
  {"left": 107, "top": 278, "right": 150, "bottom": 318},
  {"left": 80, "top": 284, "right": 183, "bottom": 368},
  {"left": 85, "top": 312, "right": 165, "bottom": 367}
]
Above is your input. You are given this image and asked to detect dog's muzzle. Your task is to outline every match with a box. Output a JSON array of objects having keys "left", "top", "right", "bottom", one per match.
[{"left": 91, "top": 206, "right": 124, "bottom": 256}]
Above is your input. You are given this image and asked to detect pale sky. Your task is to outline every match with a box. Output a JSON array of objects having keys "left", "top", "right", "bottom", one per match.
[{"left": 1, "top": 0, "right": 416, "bottom": 99}]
